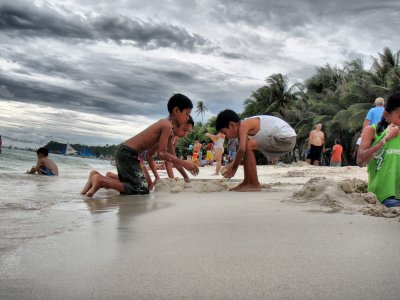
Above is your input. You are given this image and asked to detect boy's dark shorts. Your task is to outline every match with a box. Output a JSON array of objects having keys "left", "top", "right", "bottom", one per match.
[{"left": 115, "top": 144, "right": 149, "bottom": 195}]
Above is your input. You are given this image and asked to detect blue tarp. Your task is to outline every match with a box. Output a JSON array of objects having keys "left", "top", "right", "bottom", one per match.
[{"left": 80, "top": 147, "right": 95, "bottom": 157}]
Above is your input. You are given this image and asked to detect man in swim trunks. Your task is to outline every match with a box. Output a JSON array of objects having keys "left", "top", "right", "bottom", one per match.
[
  {"left": 28, "top": 147, "right": 59, "bottom": 176},
  {"left": 306, "top": 123, "right": 325, "bottom": 166}
]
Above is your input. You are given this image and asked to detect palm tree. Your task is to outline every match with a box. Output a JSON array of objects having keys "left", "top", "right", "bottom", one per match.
[
  {"left": 371, "top": 47, "right": 400, "bottom": 79},
  {"left": 196, "top": 101, "right": 208, "bottom": 124},
  {"left": 242, "top": 73, "right": 301, "bottom": 120}
]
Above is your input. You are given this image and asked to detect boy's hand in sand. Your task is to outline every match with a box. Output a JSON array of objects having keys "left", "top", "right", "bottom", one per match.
[
  {"left": 221, "top": 163, "right": 237, "bottom": 178},
  {"left": 385, "top": 124, "right": 400, "bottom": 141},
  {"left": 182, "top": 161, "right": 199, "bottom": 176}
]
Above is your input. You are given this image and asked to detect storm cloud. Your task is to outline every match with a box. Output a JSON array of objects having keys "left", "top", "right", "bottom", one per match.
[
  {"left": 0, "top": 1, "right": 211, "bottom": 52},
  {"left": 1, "top": 0, "right": 400, "bottom": 147}
]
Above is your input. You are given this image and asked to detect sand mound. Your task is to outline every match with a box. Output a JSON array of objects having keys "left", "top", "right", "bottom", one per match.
[
  {"left": 292, "top": 177, "right": 400, "bottom": 218},
  {"left": 338, "top": 178, "right": 368, "bottom": 193},
  {"left": 287, "top": 170, "right": 306, "bottom": 177},
  {"left": 290, "top": 161, "right": 309, "bottom": 167},
  {"left": 154, "top": 178, "right": 230, "bottom": 193}
]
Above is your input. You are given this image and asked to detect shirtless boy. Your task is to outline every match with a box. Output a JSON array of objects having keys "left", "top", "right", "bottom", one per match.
[
  {"left": 307, "top": 123, "right": 325, "bottom": 166},
  {"left": 215, "top": 109, "right": 296, "bottom": 192},
  {"left": 146, "top": 116, "right": 194, "bottom": 188},
  {"left": 81, "top": 94, "right": 199, "bottom": 197},
  {"left": 28, "top": 147, "right": 59, "bottom": 176}
]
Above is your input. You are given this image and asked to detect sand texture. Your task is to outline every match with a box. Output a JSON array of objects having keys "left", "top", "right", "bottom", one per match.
[{"left": 2, "top": 163, "right": 400, "bottom": 299}]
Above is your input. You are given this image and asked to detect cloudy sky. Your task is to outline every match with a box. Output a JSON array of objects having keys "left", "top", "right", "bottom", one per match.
[{"left": 1, "top": 0, "right": 399, "bottom": 148}]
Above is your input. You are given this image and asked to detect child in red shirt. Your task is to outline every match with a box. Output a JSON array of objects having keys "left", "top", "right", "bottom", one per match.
[{"left": 330, "top": 139, "right": 343, "bottom": 167}]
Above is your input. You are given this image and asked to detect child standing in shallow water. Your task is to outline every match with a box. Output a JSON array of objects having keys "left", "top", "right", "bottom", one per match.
[
  {"left": 81, "top": 94, "right": 199, "bottom": 197},
  {"left": 215, "top": 109, "right": 296, "bottom": 192}
]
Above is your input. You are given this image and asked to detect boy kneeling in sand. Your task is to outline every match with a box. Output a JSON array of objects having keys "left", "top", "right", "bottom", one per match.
[
  {"left": 357, "top": 93, "right": 400, "bottom": 207},
  {"left": 81, "top": 94, "right": 199, "bottom": 197},
  {"left": 28, "top": 147, "right": 59, "bottom": 176},
  {"left": 146, "top": 115, "right": 194, "bottom": 188},
  {"left": 215, "top": 109, "right": 296, "bottom": 191}
]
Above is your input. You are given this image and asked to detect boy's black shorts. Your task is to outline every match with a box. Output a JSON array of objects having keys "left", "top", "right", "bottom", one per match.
[{"left": 115, "top": 144, "right": 149, "bottom": 195}]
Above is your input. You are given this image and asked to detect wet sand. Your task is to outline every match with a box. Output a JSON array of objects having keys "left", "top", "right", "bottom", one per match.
[{"left": 1, "top": 165, "right": 400, "bottom": 299}]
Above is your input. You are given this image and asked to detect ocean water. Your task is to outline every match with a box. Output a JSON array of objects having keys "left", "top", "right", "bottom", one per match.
[{"left": 0, "top": 148, "right": 126, "bottom": 257}]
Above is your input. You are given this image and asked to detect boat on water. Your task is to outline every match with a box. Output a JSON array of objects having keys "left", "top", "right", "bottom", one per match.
[{"left": 64, "top": 143, "right": 78, "bottom": 156}]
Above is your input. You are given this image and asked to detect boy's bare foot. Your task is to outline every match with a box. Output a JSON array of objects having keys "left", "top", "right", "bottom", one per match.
[
  {"left": 81, "top": 170, "right": 100, "bottom": 195},
  {"left": 229, "top": 181, "right": 247, "bottom": 191},
  {"left": 232, "top": 183, "right": 261, "bottom": 192},
  {"left": 85, "top": 174, "right": 102, "bottom": 197}
]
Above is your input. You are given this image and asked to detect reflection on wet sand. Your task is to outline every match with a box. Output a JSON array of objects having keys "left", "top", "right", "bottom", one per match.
[
  {"left": 84, "top": 194, "right": 173, "bottom": 243},
  {"left": 84, "top": 194, "right": 171, "bottom": 215}
]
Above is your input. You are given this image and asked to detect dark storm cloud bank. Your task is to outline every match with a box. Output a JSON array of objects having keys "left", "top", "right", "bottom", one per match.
[
  {"left": 0, "top": 48, "right": 252, "bottom": 118},
  {"left": 213, "top": 0, "right": 400, "bottom": 29},
  {"left": 0, "top": 0, "right": 242, "bottom": 58},
  {"left": 0, "top": 1, "right": 200, "bottom": 50},
  {"left": 0, "top": 73, "right": 166, "bottom": 116}
]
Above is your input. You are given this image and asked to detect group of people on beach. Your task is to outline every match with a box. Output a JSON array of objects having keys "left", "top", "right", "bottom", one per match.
[
  {"left": 190, "top": 134, "right": 238, "bottom": 175},
  {"left": 77, "top": 94, "right": 297, "bottom": 194},
  {"left": 306, "top": 97, "right": 386, "bottom": 167},
  {"left": 28, "top": 92, "right": 400, "bottom": 207}
]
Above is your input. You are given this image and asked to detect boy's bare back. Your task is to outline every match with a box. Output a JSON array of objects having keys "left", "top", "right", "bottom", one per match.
[{"left": 124, "top": 119, "right": 173, "bottom": 153}]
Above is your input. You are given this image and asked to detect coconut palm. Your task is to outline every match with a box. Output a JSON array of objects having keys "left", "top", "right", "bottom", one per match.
[
  {"left": 178, "top": 47, "right": 400, "bottom": 164},
  {"left": 242, "top": 73, "right": 302, "bottom": 120},
  {"left": 371, "top": 47, "right": 400, "bottom": 80},
  {"left": 195, "top": 101, "right": 208, "bottom": 124}
]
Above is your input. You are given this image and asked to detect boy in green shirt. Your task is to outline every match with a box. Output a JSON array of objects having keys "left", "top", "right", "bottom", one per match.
[{"left": 357, "top": 93, "right": 400, "bottom": 207}]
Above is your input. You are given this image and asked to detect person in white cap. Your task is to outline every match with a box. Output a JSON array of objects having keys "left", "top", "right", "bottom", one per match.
[{"left": 363, "top": 97, "right": 385, "bottom": 128}]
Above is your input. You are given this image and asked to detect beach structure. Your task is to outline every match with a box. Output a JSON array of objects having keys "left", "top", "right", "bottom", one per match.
[{"left": 80, "top": 147, "right": 95, "bottom": 157}]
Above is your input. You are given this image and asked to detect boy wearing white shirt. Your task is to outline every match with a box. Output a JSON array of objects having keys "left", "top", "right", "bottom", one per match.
[{"left": 215, "top": 109, "right": 296, "bottom": 191}]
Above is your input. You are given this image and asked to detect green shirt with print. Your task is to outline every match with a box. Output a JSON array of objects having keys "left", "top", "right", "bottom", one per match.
[{"left": 367, "top": 125, "right": 400, "bottom": 202}]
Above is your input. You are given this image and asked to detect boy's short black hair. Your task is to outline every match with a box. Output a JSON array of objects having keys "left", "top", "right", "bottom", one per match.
[
  {"left": 167, "top": 93, "right": 193, "bottom": 113},
  {"left": 187, "top": 115, "right": 194, "bottom": 126},
  {"left": 37, "top": 147, "right": 49, "bottom": 156},
  {"left": 216, "top": 109, "right": 240, "bottom": 132}
]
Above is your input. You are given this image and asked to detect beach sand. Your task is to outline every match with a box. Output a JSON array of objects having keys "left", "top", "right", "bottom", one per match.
[{"left": 1, "top": 164, "right": 400, "bottom": 299}]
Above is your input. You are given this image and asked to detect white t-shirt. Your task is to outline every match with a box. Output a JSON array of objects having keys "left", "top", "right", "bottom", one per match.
[{"left": 246, "top": 115, "right": 297, "bottom": 138}]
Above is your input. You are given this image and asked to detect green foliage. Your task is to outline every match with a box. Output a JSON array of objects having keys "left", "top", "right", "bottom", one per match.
[
  {"left": 240, "top": 47, "right": 400, "bottom": 164},
  {"left": 176, "top": 117, "right": 217, "bottom": 158}
]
